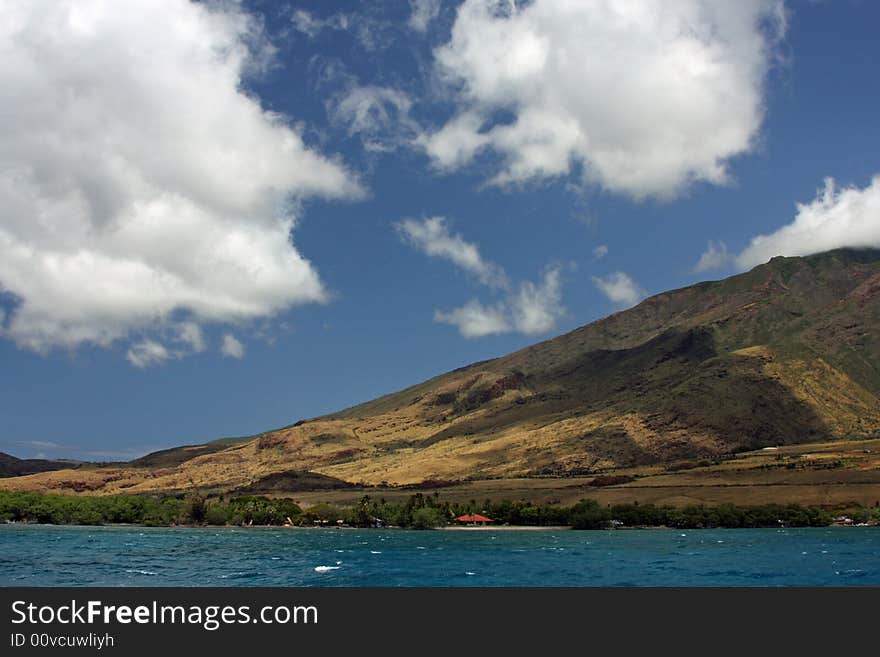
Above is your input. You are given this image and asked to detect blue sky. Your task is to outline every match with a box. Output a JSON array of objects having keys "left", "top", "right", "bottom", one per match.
[{"left": 1, "top": 0, "right": 879, "bottom": 461}]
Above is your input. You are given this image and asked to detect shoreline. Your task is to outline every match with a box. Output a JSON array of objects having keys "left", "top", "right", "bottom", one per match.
[
  {"left": 438, "top": 525, "right": 572, "bottom": 531},
  {"left": 3, "top": 520, "right": 876, "bottom": 531}
]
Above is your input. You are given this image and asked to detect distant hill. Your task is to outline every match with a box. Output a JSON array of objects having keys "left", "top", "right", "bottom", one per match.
[
  {"left": 3, "top": 248, "right": 880, "bottom": 496},
  {"left": 0, "top": 452, "right": 79, "bottom": 478},
  {"left": 128, "top": 436, "right": 254, "bottom": 469}
]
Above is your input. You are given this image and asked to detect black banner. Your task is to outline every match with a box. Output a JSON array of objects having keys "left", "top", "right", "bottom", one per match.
[{"left": 1, "top": 587, "right": 877, "bottom": 654}]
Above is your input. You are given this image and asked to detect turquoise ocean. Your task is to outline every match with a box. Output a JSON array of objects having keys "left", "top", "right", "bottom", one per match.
[{"left": 2, "top": 525, "right": 878, "bottom": 586}]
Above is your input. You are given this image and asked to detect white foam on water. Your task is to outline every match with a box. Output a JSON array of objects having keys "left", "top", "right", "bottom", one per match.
[
  {"left": 219, "top": 572, "right": 247, "bottom": 579},
  {"left": 465, "top": 572, "right": 476, "bottom": 576},
  {"left": 370, "top": 550, "right": 382, "bottom": 554},
  {"left": 314, "top": 566, "right": 340, "bottom": 572},
  {"left": 125, "top": 569, "right": 157, "bottom": 576}
]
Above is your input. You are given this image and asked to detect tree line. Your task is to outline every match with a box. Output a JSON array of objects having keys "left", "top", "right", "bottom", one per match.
[{"left": 2, "top": 489, "right": 876, "bottom": 529}]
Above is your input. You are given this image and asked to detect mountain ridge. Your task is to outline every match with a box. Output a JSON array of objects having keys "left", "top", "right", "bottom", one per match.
[{"left": 2, "top": 248, "right": 879, "bottom": 496}]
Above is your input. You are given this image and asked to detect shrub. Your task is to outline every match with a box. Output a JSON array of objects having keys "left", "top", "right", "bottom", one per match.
[
  {"left": 410, "top": 507, "right": 445, "bottom": 530},
  {"left": 205, "top": 505, "right": 229, "bottom": 526},
  {"left": 570, "top": 500, "right": 611, "bottom": 529},
  {"left": 180, "top": 493, "right": 207, "bottom": 524}
]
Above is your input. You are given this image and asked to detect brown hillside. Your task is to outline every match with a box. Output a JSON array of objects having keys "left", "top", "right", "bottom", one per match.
[{"left": 3, "top": 248, "right": 880, "bottom": 496}]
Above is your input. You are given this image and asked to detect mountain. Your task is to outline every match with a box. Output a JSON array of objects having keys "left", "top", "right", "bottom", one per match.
[
  {"left": 2, "top": 248, "right": 879, "bottom": 496},
  {"left": 0, "top": 452, "right": 80, "bottom": 478},
  {"left": 127, "top": 436, "right": 254, "bottom": 469}
]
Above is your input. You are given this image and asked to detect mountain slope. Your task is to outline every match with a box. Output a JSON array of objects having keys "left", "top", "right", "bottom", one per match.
[
  {"left": 0, "top": 453, "right": 79, "bottom": 478},
  {"left": 3, "top": 248, "right": 880, "bottom": 495}
]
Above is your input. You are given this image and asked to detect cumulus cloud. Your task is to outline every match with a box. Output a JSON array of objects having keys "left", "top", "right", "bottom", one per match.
[
  {"left": 592, "top": 272, "right": 646, "bottom": 309},
  {"left": 176, "top": 322, "right": 206, "bottom": 354},
  {"left": 397, "top": 217, "right": 565, "bottom": 338},
  {"left": 221, "top": 334, "right": 245, "bottom": 359},
  {"left": 409, "top": 0, "right": 442, "bottom": 33},
  {"left": 509, "top": 267, "right": 564, "bottom": 335},
  {"left": 434, "top": 300, "right": 510, "bottom": 338},
  {"left": 696, "top": 176, "right": 880, "bottom": 272},
  {"left": 593, "top": 245, "right": 609, "bottom": 260},
  {"left": 736, "top": 177, "right": 880, "bottom": 269},
  {"left": 423, "top": 0, "right": 784, "bottom": 199},
  {"left": 694, "top": 240, "right": 733, "bottom": 273},
  {"left": 396, "top": 217, "right": 509, "bottom": 288},
  {"left": 0, "top": 0, "right": 361, "bottom": 358},
  {"left": 436, "top": 267, "right": 566, "bottom": 338},
  {"left": 418, "top": 111, "right": 491, "bottom": 171}
]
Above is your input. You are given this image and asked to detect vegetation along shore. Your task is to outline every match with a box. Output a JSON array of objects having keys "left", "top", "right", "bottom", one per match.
[{"left": 2, "top": 490, "right": 878, "bottom": 531}]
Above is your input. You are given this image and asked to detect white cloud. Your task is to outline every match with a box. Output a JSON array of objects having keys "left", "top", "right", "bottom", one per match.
[
  {"left": 436, "top": 267, "right": 566, "bottom": 338},
  {"left": 330, "top": 85, "right": 418, "bottom": 152},
  {"left": 434, "top": 300, "right": 510, "bottom": 338},
  {"left": 126, "top": 340, "right": 172, "bottom": 369},
  {"left": 735, "top": 176, "right": 880, "bottom": 269},
  {"left": 396, "top": 217, "right": 509, "bottom": 288},
  {"left": 695, "top": 176, "right": 880, "bottom": 272},
  {"left": 424, "top": 0, "right": 784, "bottom": 199},
  {"left": 593, "top": 245, "right": 608, "bottom": 260},
  {"left": 694, "top": 240, "right": 733, "bottom": 273},
  {"left": 176, "top": 322, "right": 206, "bottom": 354},
  {"left": 510, "top": 267, "right": 564, "bottom": 335},
  {"left": 592, "top": 271, "right": 646, "bottom": 309},
  {"left": 14, "top": 440, "right": 63, "bottom": 450},
  {"left": 221, "top": 334, "right": 245, "bottom": 359},
  {"left": 291, "top": 9, "right": 391, "bottom": 53},
  {"left": 0, "top": 0, "right": 361, "bottom": 357},
  {"left": 409, "top": 0, "right": 442, "bottom": 33},
  {"left": 418, "top": 111, "right": 492, "bottom": 171},
  {"left": 398, "top": 218, "right": 565, "bottom": 338},
  {"left": 291, "top": 9, "right": 350, "bottom": 38}
]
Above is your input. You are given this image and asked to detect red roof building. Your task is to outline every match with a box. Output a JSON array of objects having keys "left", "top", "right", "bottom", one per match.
[{"left": 455, "top": 514, "right": 493, "bottom": 525}]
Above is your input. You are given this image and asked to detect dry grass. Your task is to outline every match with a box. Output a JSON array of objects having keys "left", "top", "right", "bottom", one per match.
[{"left": 4, "top": 251, "right": 880, "bottom": 500}]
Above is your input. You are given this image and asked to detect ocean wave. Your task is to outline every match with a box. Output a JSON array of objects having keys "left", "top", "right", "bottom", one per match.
[
  {"left": 124, "top": 569, "right": 157, "bottom": 576},
  {"left": 314, "top": 566, "right": 340, "bottom": 572},
  {"left": 219, "top": 571, "right": 258, "bottom": 579}
]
